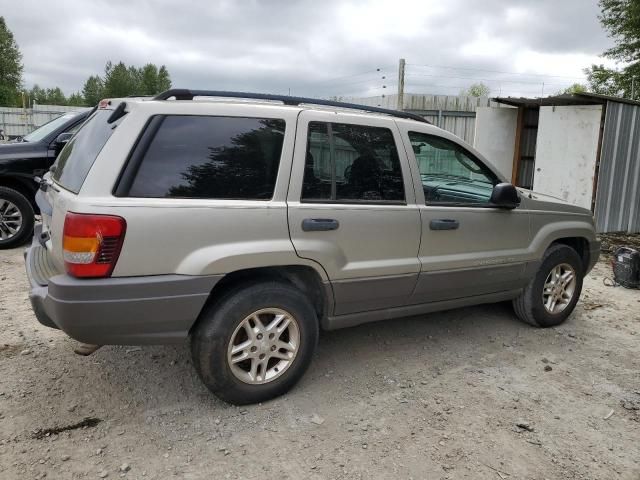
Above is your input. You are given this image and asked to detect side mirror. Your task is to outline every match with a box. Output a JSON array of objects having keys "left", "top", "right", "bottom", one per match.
[
  {"left": 490, "top": 182, "right": 521, "bottom": 209},
  {"left": 53, "top": 132, "right": 73, "bottom": 155},
  {"left": 55, "top": 132, "right": 73, "bottom": 146}
]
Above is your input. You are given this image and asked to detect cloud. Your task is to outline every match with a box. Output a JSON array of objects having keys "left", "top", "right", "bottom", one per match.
[{"left": 2, "top": 0, "right": 615, "bottom": 98}]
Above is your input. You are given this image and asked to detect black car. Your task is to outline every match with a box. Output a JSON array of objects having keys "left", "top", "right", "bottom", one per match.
[{"left": 0, "top": 109, "right": 91, "bottom": 248}]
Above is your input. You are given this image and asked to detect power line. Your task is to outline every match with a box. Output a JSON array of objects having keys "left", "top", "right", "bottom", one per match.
[
  {"left": 291, "top": 67, "right": 393, "bottom": 88},
  {"left": 406, "top": 72, "right": 578, "bottom": 88},
  {"left": 407, "top": 63, "right": 587, "bottom": 81},
  {"left": 304, "top": 75, "right": 392, "bottom": 90}
]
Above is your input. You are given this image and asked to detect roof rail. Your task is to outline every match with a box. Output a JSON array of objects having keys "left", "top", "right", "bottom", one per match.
[{"left": 153, "top": 89, "right": 430, "bottom": 124}]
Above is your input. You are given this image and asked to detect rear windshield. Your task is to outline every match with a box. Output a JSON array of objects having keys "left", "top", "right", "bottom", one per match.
[{"left": 53, "top": 110, "right": 118, "bottom": 193}]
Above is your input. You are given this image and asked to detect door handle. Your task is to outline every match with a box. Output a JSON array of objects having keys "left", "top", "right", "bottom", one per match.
[
  {"left": 302, "top": 218, "right": 340, "bottom": 232},
  {"left": 430, "top": 219, "right": 459, "bottom": 231}
]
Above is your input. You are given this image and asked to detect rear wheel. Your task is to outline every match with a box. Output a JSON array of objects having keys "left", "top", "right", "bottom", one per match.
[
  {"left": 0, "top": 187, "right": 34, "bottom": 249},
  {"left": 191, "top": 282, "right": 319, "bottom": 405},
  {"left": 513, "top": 244, "right": 584, "bottom": 327}
]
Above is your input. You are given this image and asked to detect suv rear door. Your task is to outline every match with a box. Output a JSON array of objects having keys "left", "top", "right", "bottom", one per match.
[
  {"left": 43, "top": 108, "right": 121, "bottom": 268},
  {"left": 287, "top": 111, "right": 421, "bottom": 315}
]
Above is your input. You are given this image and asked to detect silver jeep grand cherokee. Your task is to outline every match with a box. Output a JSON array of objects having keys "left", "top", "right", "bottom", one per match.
[{"left": 24, "top": 90, "right": 601, "bottom": 405}]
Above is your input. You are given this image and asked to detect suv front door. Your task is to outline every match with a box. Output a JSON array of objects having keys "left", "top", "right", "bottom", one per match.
[
  {"left": 398, "top": 126, "right": 533, "bottom": 304},
  {"left": 287, "top": 111, "right": 421, "bottom": 315}
]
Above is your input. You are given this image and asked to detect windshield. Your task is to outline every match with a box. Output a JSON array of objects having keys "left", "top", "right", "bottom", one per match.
[
  {"left": 22, "top": 112, "right": 79, "bottom": 143},
  {"left": 53, "top": 110, "right": 119, "bottom": 193}
]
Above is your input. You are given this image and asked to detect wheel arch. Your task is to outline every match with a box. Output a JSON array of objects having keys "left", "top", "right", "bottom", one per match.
[
  {"left": 190, "top": 264, "right": 334, "bottom": 334},
  {"left": 550, "top": 237, "right": 590, "bottom": 273},
  {"left": 0, "top": 175, "right": 38, "bottom": 210}
]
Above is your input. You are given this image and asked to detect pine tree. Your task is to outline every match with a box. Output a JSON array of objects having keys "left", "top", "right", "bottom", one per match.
[
  {"left": 140, "top": 64, "right": 159, "bottom": 95},
  {"left": 104, "top": 61, "right": 137, "bottom": 97},
  {"left": 67, "top": 92, "right": 86, "bottom": 106},
  {"left": 82, "top": 75, "right": 104, "bottom": 106},
  {"left": 0, "top": 17, "right": 23, "bottom": 106},
  {"left": 157, "top": 65, "right": 171, "bottom": 92}
]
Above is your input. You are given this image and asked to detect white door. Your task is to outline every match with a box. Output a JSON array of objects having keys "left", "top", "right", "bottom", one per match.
[{"left": 533, "top": 105, "right": 602, "bottom": 209}]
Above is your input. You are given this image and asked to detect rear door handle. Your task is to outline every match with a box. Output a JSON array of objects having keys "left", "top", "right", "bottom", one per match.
[
  {"left": 430, "top": 219, "right": 459, "bottom": 231},
  {"left": 302, "top": 218, "right": 340, "bottom": 232}
]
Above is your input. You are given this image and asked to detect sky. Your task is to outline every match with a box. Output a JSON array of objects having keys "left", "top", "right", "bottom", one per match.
[{"left": 2, "top": 0, "right": 618, "bottom": 99}]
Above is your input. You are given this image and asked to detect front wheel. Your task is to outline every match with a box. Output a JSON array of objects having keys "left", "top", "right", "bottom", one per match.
[
  {"left": 0, "top": 187, "right": 35, "bottom": 249},
  {"left": 190, "top": 282, "right": 319, "bottom": 405},
  {"left": 513, "top": 244, "right": 584, "bottom": 327}
]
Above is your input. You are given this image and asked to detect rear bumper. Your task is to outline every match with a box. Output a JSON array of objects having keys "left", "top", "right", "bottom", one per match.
[{"left": 25, "top": 226, "right": 222, "bottom": 345}]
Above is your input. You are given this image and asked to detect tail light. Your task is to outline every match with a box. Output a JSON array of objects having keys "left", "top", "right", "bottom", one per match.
[{"left": 63, "top": 212, "right": 126, "bottom": 278}]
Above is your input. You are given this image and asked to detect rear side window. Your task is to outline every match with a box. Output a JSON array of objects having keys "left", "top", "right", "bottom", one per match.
[
  {"left": 302, "top": 121, "right": 405, "bottom": 203},
  {"left": 126, "top": 116, "right": 286, "bottom": 199},
  {"left": 53, "top": 110, "right": 116, "bottom": 193}
]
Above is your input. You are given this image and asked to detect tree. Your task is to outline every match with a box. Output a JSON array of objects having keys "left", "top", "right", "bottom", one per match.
[
  {"left": 463, "top": 83, "right": 491, "bottom": 97},
  {"left": 585, "top": 65, "right": 622, "bottom": 96},
  {"left": 0, "top": 17, "right": 23, "bottom": 106},
  {"left": 157, "top": 65, "right": 171, "bottom": 92},
  {"left": 103, "top": 61, "right": 137, "bottom": 97},
  {"left": 560, "top": 83, "right": 589, "bottom": 95},
  {"left": 140, "top": 63, "right": 159, "bottom": 95},
  {"left": 585, "top": 0, "right": 640, "bottom": 99},
  {"left": 44, "top": 87, "right": 66, "bottom": 105},
  {"left": 67, "top": 92, "right": 86, "bottom": 106},
  {"left": 82, "top": 75, "right": 104, "bottom": 106},
  {"left": 24, "top": 60, "right": 171, "bottom": 108},
  {"left": 28, "top": 84, "right": 46, "bottom": 104},
  {"left": 599, "top": 0, "right": 640, "bottom": 63}
]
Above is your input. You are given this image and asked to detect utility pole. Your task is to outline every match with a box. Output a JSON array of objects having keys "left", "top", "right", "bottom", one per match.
[{"left": 397, "top": 58, "right": 405, "bottom": 111}]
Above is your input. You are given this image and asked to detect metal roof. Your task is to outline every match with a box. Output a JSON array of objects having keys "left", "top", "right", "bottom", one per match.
[{"left": 492, "top": 92, "right": 640, "bottom": 108}]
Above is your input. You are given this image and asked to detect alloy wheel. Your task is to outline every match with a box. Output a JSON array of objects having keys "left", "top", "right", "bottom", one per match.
[
  {"left": 0, "top": 200, "right": 23, "bottom": 241},
  {"left": 227, "top": 308, "right": 300, "bottom": 385},
  {"left": 542, "top": 263, "right": 577, "bottom": 314}
]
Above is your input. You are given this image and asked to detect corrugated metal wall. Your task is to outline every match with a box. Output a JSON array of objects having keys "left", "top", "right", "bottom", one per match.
[
  {"left": 594, "top": 101, "right": 640, "bottom": 233},
  {"left": 0, "top": 104, "right": 83, "bottom": 138},
  {"left": 347, "top": 94, "right": 492, "bottom": 144}
]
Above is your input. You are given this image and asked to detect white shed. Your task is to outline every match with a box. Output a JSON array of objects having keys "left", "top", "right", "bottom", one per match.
[{"left": 473, "top": 93, "right": 640, "bottom": 233}]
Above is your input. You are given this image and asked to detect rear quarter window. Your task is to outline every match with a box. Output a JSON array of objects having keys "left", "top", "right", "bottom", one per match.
[
  {"left": 123, "top": 115, "right": 286, "bottom": 200},
  {"left": 53, "top": 110, "right": 118, "bottom": 193}
]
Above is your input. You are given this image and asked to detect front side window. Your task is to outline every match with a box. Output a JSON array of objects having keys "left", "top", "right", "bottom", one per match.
[
  {"left": 302, "top": 122, "right": 405, "bottom": 202},
  {"left": 127, "top": 116, "right": 286, "bottom": 199},
  {"left": 409, "top": 132, "right": 497, "bottom": 206}
]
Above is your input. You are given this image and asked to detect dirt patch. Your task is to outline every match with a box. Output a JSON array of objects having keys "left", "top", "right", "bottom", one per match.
[
  {"left": 0, "top": 247, "right": 639, "bottom": 479},
  {"left": 599, "top": 232, "right": 640, "bottom": 254},
  {"left": 32, "top": 417, "right": 102, "bottom": 440},
  {"left": 0, "top": 343, "right": 27, "bottom": 359}
]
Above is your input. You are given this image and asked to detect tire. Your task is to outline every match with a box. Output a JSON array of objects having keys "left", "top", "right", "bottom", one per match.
[
  {"left": 190, "top": 281, "right": 319, "bottom": 405},
  {"left": 0, "top": 187, "right": 35, "bottom": 249},
  {"left": 513, "top": 244, "right": 584, "bottom": 328}
]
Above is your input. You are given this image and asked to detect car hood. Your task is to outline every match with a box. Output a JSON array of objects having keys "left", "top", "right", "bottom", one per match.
[
  {"left": 517, "top": 188, "right": 593, "bottom": 216},
  {"left": 0, "top": 141, "right": 47, "bottom": 162}
]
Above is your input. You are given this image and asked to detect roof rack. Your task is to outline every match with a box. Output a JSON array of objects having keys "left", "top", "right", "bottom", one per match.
[{"left": 153, "top": 89, "right": 430, "bottom": 124}]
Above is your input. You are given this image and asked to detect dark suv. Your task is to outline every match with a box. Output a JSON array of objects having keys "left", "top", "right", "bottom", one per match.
[{"left": 0, "top": 109, "right": 90, "bottom": 248}]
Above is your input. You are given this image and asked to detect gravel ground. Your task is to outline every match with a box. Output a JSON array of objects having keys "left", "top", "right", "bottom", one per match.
[{"left": 1, "top": 246, "right": 639, "bottom": 480}]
